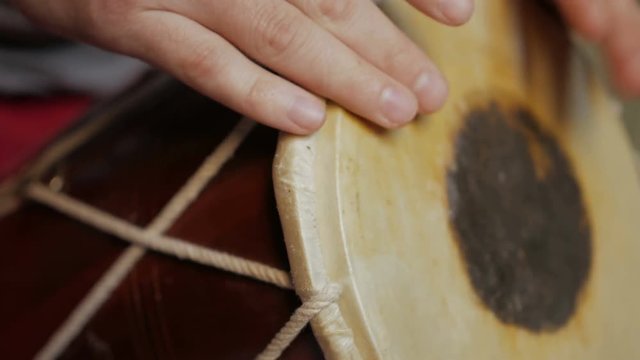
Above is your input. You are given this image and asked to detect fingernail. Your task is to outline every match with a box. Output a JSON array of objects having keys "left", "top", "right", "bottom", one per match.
[
  {"left": 414, "top": 71, "right": 448, "bottom": 113},
  {"left": 438, "top": 0, "right": 473, "bottom": 25},
  {"left": 288, "top": 96, "right": 326, "bottom": 131},
  {"left": 380, "top": 86, "right": 417, "bottom": 125}
]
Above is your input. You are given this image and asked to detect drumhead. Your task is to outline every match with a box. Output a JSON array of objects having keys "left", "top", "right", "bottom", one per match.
[{"left": 274, "top": 0, "right": 640, "bottom": 359}]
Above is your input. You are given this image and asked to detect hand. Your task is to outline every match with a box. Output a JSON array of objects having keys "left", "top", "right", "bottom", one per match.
[
  {"left": 556, "top": 0, "right": 640, "bottom": 98},
  {"left": 14, "top": 0, "right": 474, "bottom": 134},
  {"left": 12, "top": 0, "right": 639, "bottom": 135}
]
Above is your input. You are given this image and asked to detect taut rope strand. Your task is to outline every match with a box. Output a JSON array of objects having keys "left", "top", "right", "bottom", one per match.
[
  {"left": 34, "top": 246, "right": 146, "bottom": 360},
  {"left": 34, "top": 118, "right": 258, "bottom": 360},
  {"left": 30, "top": 117, "right": 344, "bottom": 359},
  {"left": 147, "top": 118, "right": 255, "bottom": 233},
  {"left": 26, "top": 183, "right": 292, "bottom": 289},
  {"left": 257, "top": 284, "right": 342, "bottom": 360}
]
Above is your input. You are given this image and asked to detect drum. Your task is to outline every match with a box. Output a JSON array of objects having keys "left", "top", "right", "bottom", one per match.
[{"left": 1, "top": 0, "right": 639, "bottom": 359}]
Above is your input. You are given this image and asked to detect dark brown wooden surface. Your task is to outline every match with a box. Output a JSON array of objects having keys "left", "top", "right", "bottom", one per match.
[{"left": 0, "top": 81, "right": 323, "bottom": 359}]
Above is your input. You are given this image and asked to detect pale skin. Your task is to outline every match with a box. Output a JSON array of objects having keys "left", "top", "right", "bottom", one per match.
[{"left": 12, "top": 0, "right": 640, "bottom": 134}]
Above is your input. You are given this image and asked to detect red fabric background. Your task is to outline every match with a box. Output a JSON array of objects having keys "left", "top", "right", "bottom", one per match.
[{"left": 0, "top": 95, "right": 92, "bottom": 181}]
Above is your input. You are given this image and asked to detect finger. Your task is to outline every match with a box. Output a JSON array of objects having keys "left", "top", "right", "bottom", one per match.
[
  {"left": 554, "top": 0, "right": 607, "bottom": 41},
  {"left": 173, "top": 0, "right": 418, "bottom": 128},
  {"left": 607, "top": 45, "right": 640, "bottom": 98},
  {"left": 601, "top": 1, "right": 640, "bottom": 97},
  {"left": 287, "top": 0, "right": 447, "bottom": 113},
  {"left": 407, "top": 0, "right": 475, "bottom": 26},
  {"left": 127, "top": 10, "right": 326, "bottom": 134},
  {"left": 555, "top": 0, "right": 640, "bottom": 96}
]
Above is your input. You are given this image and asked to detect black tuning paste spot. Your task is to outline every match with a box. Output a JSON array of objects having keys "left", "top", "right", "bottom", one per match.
[{"left": 447, "top": 102, "right": 591, "bottom": 332}]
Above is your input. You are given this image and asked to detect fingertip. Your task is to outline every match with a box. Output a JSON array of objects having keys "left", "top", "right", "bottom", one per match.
[
  {"left": 379, "top": 85, "right": 419, "bottom": 127},
  {"left": 556, "top": 0, "right": 606, "bottom": 42},
  {"left": 409, "top": 0, "right": 474, "bottom": 27},
  {"left": 414, "top": 71, "right": 449, "bottom": 113},
  {"left": 612, "top": 54, "right": 640, "bottom": 99},
  {"left": 602, "top": 13, "right": 640, "bottom": 99},
  {"left": 286, "top": 95, "right": 327, "bottom": 134},
  {"left": 575, "top": 20, "right": 606, "bottom": 43},
  {"left": 577, "top": 15, "right": 607, "bottom": 43},
  {"left": 437, "top": 0, "right": 474, "bottom": 26}
]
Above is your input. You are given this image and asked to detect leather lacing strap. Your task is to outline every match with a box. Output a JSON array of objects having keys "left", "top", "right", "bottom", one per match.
[{"left": 26, "top": 118, "right": 342, "bottom": 360}]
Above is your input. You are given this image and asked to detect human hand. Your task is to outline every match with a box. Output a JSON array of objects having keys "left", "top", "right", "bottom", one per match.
[
  {"left": 13, "top": 0, "right": 476, "bottom": 134},
  {"left": 556, "top": 0, "right": 640, "bottom": 98},
  {"left": 12, "top": 0, "right": 639, "bottom": 135}
]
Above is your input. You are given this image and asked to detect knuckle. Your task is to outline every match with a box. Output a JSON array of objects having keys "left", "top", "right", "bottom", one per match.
[
  {"left": 384, "top": 44, "right": 420, "bottom": 73},
  {"left": 88, "top": 0, "right": 136, "bottom": 27},
  {"left": 180, "top": 43, "right": 225, "bottom": 84},
  {"left": 79, "top": 0, "right": 143, "bottom": 40},
  {"left": 244, "top": 77, "right": 271, "bottom": 115},
  {"left": 252, "top": 5, "right": 303, "bottom": 57},
  {"left": 316, "top": 0, "right": 358, "bottom": 23}
]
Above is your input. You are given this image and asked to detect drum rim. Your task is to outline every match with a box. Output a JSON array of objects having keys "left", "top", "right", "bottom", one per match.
[{"left": 274, "top": 107, "right": 374, "bottom": 360}]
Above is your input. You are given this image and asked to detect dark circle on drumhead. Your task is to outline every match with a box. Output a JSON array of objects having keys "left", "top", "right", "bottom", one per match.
[{"left": 446, "top": 102, "right": 592, "bottom": 332}]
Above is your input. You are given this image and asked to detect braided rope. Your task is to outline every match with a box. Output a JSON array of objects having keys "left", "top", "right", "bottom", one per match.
[
  {"left": 34, "top": 246, "right": 146, "bottom": 360},
  {"left": 26, "top": 183, "right": 292, "bottom": 289},
  {"left": 33, "top": 119, "right": 263, "bottom": 360},
  {"left": 146, "top": 119, "right": 255, "bottom": 233},
  {"left": 30, "top": 177, "right": 338, "bottom": 359},
  {"left": 257, "top": 284, "right": 342, "bottom": 360},
  {"left": 28, "top": 117, "right": 345, "bottom": 360}
]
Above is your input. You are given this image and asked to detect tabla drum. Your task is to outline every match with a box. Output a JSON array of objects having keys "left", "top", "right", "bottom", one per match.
[{"left": 1, "top": 0, "right": 639, "bottom": 359}]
